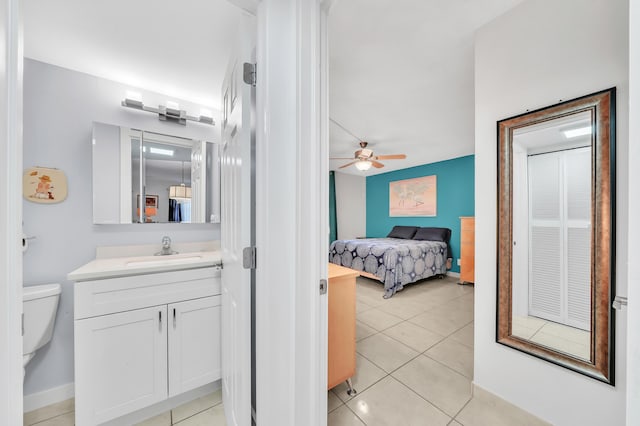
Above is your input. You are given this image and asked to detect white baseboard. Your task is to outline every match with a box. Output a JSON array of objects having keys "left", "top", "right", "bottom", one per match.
[
  {"left": 24, "top": 382, "right": 75, "bottom": 413},
  {"left": 103, "top": 381, "right": 220, "bottom": 425},
  {"left": 24, "top": 380, "right": 220, "bottom": 422},
  {"left": 447, "top": 271, "right": 460, "bottom": 278}
]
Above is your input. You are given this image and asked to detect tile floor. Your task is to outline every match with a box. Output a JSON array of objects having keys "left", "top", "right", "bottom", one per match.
[
  {"left": 23, "top": 389, "right": 225, "bottom": 426},
  {"left": 328, "top": 275, "right": 550, "bottom": 426},
  {"left": 512, "top": 314, "right": 590, "bottom": 360},
  {"left": 25, "top": 275, "right": 550, "bottom": 426}
]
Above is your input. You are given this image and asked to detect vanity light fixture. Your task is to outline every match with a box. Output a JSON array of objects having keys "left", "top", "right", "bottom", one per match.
[
  {"left": 355, "top": 160, "right": 372, "bottom": 171},
  {"left": 563, "top": 125, "right": 592, "bottom": 139},
  {"left": 122, "top": 94, "right": 215, "bottom": 126}
]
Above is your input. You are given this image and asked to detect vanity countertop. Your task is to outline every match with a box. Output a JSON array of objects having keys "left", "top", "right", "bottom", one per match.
[{"left": 68, "top": 250, "right": 222, "bottom": 282}]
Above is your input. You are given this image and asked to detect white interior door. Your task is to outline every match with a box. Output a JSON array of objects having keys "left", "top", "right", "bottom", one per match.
[{"left": 220, "top": 15, "right": 255, "bottom": 426}]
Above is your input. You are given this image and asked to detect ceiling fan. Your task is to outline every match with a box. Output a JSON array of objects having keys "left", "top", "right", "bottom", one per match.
[{"left": 331, "top": 141, "right": 406, "bottom": 171}]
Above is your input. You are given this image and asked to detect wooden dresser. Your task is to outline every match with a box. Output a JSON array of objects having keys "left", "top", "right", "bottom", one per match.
[
  {"left": 459, "top": 217, "right": 475, "bottom": 284},
  {"left": 327, "top": 263, "right": 358, "bottom": 391}
]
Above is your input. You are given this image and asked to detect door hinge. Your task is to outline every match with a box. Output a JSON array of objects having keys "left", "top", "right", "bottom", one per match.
[
  {"left": 243, "top": 62, "right": 257, "bottom": 87},
  {"left": 319, "top": 279, "right": 327, "bottom": 295},
  {"left": 243, "top": 246, "right": 257, "bottom": 269}
]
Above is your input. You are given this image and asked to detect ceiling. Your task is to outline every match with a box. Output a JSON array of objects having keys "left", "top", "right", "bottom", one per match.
[
  {"left": 24, "top": 0, "right": 524, "bottom": 176},
  {"left": 23, "top": 0, "right": 243, "bottom": 108},
  {"left": 329, "top": 0, "right": 524, "bottom": 176}
]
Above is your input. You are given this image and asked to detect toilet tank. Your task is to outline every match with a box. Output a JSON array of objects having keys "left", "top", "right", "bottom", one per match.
[{"left": 23, "top": 283, "right": 61, "bottom": 355}]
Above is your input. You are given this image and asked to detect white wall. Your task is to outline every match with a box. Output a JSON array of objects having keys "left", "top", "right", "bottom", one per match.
[
  {"left": 334, "top": 171, "right": 366, "bottom": 239},
  {"left": 22, "top": 59, "right": 221, "bottom": 397},
  {"left": 627, "top": 0, "right": 640, "bottom": 423},
  {"left": 474, "top": 0, "right": 628, "bottom": 425}
]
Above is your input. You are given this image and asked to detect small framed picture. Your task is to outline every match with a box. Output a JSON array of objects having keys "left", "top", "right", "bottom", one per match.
[{"left": 137, "top": 194, "right": 159, "bottom": 209}]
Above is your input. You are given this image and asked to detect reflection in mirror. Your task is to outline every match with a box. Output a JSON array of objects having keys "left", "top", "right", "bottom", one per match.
[
  {"left": 497, "top": 88, "right": 615, "bottom": 384},
  {"left": 136, "top": 137, "right": 194, "bottom": 223},
  {"left": 92, "top": 122, "right": 220, "bottom": 224},
  {"left": 511, "top": 111, "right": 592, "bottom": 361}
]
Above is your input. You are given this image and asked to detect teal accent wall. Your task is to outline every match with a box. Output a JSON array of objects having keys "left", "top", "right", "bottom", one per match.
[
  {"left": 366, "top": 155, "right": 475, "bottom": 273},
  {"left": 329, "top": 171, "right": 337, "bottom": 243}
]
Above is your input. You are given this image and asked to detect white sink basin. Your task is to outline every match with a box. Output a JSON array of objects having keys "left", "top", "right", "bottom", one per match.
[{"left": 125, "top": 255, "right": 204, "bottom": 267}]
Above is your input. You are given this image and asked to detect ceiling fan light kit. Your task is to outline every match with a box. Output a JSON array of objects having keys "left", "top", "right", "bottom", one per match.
[
  {"left": 355, "top": 160, "right": 372, "bottom": 171},
  {"left": 330, "top": 140, "right": 407, "bottom": 171}
]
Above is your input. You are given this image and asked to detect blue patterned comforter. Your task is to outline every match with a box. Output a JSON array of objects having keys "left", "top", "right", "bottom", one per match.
[{"left": 329, "top": 238, "right": 449, "bottom": 298}]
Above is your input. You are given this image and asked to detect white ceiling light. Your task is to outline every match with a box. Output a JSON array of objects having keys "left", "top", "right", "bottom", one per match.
[
  {"left": 563, "top": 126, "right": 592, "bottom": 139},
  {"left": 355, "top": 160, "right": 372, "bottom": 171},
  {"left": 149, "top": 147, "right": 174, "bottom": 156}
]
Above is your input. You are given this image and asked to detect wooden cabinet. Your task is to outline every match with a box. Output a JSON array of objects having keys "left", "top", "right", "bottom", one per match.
[
  {"left": 327, "top": 263, "right": 359, "bottom": 390},
  {"left": 460, "top": 217, "right": 475, "bottom": 284},
  {"left": 74, "top": 267, "right": 221, "bottom": 425}
]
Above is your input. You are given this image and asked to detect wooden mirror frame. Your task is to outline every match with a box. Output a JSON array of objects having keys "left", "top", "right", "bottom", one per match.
[{"left": 496, "top": 88, "right": 616, "bottom": 384}]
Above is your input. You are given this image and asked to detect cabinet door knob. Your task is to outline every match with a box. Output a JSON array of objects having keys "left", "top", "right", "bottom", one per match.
[{"left": 173, "top": 308, "right": 177, "bottom": 328}]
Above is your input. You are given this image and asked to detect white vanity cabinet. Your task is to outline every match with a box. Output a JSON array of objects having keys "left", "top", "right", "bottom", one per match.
[
  {"left": 75, "top": 305, "right": 169, "bottom": 424},
  {"left": 168, "top": 296, "right": 222, "bottom": 397},
  {"left": 73, "top": 266, "right": 221, "bottom": 425}
]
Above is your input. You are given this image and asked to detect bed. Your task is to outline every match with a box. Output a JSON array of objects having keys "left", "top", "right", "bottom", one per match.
[{"left": 329, "top": 226, "right": 453, "bottom": 298}]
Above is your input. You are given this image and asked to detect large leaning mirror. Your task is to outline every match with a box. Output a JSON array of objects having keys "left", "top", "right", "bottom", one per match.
[
  {"left": 92, "top": 122, "right": 220, "bottom": 224},
  {"left": 497, "top": 88, "right": 615, "bottom": 384}
]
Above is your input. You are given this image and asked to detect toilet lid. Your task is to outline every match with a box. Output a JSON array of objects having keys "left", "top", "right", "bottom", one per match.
[{"left": 23, "top": 283, "right": 61, "bottom": 301}]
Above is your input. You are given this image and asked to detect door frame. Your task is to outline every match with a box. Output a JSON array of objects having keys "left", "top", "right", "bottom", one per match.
[
  {"left": 628, "top": 0, "right": 640, "bottom": 424},
  {"left": 229, "top": 0, "right": 333, "bottom": 424},
  {"left": 0, "top": 0, "right": 23, "bottom": 423}
]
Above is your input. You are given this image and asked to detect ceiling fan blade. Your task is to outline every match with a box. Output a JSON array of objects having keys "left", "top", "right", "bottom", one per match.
[
  {"left": 339, "top": 161, "right": 358, "bottom": 169},
  {"left": 375, "top": 154, "right": 406, "bottom": 160},
  {"left": 330, "top": 157, "right": 356, "bottom": 160},
  {"left": 371, "top": 160, "right": 385, "bottom": 168}
]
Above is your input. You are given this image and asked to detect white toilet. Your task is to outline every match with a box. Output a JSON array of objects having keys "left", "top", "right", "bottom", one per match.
[{"left": 22, "top": 283, "right": 61, "bottom": 377}]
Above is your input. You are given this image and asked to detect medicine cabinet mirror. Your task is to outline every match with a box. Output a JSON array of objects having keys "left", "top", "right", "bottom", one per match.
[
  {"left": 496, "top": 88, "right": 615, "bottom": 384},
  {"left": 92, "top": 122, "right": 220, "bottom": 224}
]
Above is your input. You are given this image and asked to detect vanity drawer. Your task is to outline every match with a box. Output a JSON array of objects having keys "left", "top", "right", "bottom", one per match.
[{"left": 75, "top": 266, "right": 221, "bottom": 320}]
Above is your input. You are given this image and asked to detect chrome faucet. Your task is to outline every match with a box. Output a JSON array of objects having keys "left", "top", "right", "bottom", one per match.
[{"left": 155, "top": 236, "right": 178, "bottom": 256}]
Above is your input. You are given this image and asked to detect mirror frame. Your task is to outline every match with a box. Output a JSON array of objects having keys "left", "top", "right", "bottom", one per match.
[{"left": 496, "top": 88, "right": 616, "bottom": 384}]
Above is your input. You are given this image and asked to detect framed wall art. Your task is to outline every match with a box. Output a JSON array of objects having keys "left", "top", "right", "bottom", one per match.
[{"left": 389, "top": 175, "right": 437, "bottom": 217}]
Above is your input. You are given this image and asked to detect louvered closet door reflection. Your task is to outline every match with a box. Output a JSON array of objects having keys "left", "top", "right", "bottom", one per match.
[
  {"left": 528, "top": 153, "right": 563, "bottom": 322},
  {"left": 565, "top": 148, "right": 591, "bottom": 330}
]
